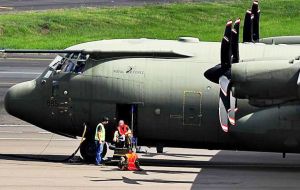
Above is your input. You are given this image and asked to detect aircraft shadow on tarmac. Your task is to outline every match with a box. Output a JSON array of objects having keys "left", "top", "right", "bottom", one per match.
[
  {"left": 2, "top": 151, "right": 300, "bottom": 188},
  {"left": 141, "top": 152, "right": 214, "bottom": 158},
  {"left": 1, "top": 152, "right": 300, "bottom": 171},
  {"left": 189, "top": 151, "right": 300, "bottom": 189},
  {"left": 98, "top": 168, "right": 200, "bottom": 175},
  {"left": 85, "top": 168, "right": 199, "bottom": 185},
  {"left": 0, "top": 153, "right": 80, "bottom": 163},
  {"left": 90, "top": 176, "right": 194, "bottom": 185},
  {"left": 87, "top": 155, "right": 300, "bottom": 187}
]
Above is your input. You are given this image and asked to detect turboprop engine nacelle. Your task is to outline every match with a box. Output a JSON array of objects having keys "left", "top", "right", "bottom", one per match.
[{"left": 231, "top": 59, "right": 300, "bottom": 100}]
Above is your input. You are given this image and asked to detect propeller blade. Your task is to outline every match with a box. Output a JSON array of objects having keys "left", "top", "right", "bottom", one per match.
[
  {"left": 205, "top": 20, "right": 234, "bottom": 83},
  {"left": 221, "top": 20, "right": 233, "bottom": 68},
  {"left": 231, "top": 18, "right": 240, "bottom": 63},
  {"left": 251, "top": 1, "right": 260, "bottom": 42},
  {"left": 228, "top": 91, "right": 237, "bottom": 126},
  {"left": 219, "top": 75, "right": 230, "bottom": 96},
  {"left": 219, "top": 90, "right": 230, "bottom": 132},
  {"left": 243, "top": 10, "right": 253, "bottom": 42},
  {"left": 219, "top": 93, "right": 228, "bottom": 132},
  {"left": 297, "top": 71, "right": 300, "bottom": 85}
]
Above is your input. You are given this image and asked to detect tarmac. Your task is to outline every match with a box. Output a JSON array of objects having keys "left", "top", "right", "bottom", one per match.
[
  {"left": 1, "top": 55, "right": 300, "bottom": 189},
  {"left": 2, "top": 125, "right": 300, "bottom": 189}
]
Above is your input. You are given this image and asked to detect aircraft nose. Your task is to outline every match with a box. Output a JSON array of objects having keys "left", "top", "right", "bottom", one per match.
[{"left": 4, "top": 80, "right": 37, "bottom": 120}]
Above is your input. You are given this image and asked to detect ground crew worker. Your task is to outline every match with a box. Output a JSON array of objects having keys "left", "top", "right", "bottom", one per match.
[
  {"left": 118, "top": 150, "right": 141, "bottom": 171},
  {"left": 113, "top": 120, "right": 132, "bottom": 148},
  {"left": 95, "top": 117, "right": 109, "bottom": 165}
]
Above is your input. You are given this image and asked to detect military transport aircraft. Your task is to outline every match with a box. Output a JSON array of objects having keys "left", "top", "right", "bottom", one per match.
[{"left": 2, "top": 1, "right": 300, "bottom": 161}]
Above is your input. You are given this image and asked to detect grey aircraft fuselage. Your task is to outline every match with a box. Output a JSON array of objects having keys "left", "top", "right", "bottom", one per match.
[{"left": 4, "top": 38, "right": 300, "bottom": 154}]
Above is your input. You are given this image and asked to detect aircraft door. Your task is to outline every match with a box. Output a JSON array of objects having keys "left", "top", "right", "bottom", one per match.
[
  {"left": 183, "top": 91, "right": 202, "bottom": 126},
  {"left": 51, "top": 73, "right": 72, "bottom": 115},
  {"left": 50, "top": 72, "right": 73, "bottom": 130},
  {"left": 41, "top": 67, "right": 73, "bottom": 135},
  {"left": 116, "top": 104, "right": 138, "bottom": 133}
]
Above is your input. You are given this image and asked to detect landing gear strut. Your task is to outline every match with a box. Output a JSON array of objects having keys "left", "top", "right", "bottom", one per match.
[
  {"left": 156, "top": 143, "right": 164, "bottom": 153},
  {"left": 80, "top": 139, "right": 108, "bottom": 163}
]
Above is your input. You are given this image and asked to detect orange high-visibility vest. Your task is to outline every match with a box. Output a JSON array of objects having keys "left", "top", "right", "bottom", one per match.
[
  {"left": 118, "top": 125, "right": 129, "bottom": 135},
  {"left": 126, "top": 152, "right": 138, "bottom": 171}
]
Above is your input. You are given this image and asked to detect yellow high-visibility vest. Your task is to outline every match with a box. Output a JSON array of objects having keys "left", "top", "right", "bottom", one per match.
[{"left": 95, "top": 123, "right": 105, "bottom": 141}]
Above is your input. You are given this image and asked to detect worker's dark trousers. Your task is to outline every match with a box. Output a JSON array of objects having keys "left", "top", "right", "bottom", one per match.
[{"left": 95, "top": 141, "right": 104, "bottom": 165}]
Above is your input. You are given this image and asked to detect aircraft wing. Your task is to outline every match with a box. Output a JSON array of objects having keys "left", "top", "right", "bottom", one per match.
[
  {"left": 0, "top": 49, "right": 83, "bottom": 54},
  {"left": 259, "top": 36, "right": 300, "bottom": 45},
  {"left": 0, "top": 49, "right": 193, "bottom": 58}
]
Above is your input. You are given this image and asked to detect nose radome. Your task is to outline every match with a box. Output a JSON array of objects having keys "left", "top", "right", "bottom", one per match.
[{"left": 4, "top": 80, "right": 37, "bottom": 117}]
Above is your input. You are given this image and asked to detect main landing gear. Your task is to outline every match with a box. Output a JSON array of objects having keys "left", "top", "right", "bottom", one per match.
[{"left": 80, "top": 139, "right": 108, "bottom": 163}]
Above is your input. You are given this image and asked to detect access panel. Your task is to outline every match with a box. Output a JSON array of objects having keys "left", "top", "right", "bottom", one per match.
[{"left": 183, "top": 91, "right": 202, "bottom": 126}]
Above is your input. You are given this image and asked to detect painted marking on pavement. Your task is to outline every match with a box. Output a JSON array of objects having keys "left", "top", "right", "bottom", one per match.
[
  {"left": 0, "top": 71, "right": 41, "bottom": 75},
  {"left": 38, "top": 131, "right": 51, "bottom": 134},
  {"left": 0, "top": 6, "right": 14, "bottom": 10},
  {"left": 0, "top": 138, "right": 76, "bottom": 141},
  {"left": 0, "top": 124, "right": 34, "bottom": 127}
]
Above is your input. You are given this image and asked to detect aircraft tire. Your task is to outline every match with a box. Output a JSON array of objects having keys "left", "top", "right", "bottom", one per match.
[
  {"left": 80, "top": 139, "right": 108, "bottom": 163},
  {"left": 102, "top": 142, "right": 108, "bottom": 158},
  {"left": 80, "top": 139, "right": 96, "bottom": 162}
]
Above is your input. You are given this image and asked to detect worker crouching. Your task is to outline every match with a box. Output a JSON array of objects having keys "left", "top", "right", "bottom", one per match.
[
  {"left": 112, "top": 120, "right": 141, "bottom": 171},
  {"left": 118, "top": 150, "right": 141, "bottom": 171}
]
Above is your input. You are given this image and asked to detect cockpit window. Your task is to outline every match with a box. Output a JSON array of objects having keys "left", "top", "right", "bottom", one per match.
[
  {"left": 50, "top": 53, "right": 89, "bottom": 74},
  {"left": 49, "top": 56, "right": 63, "bottom": 69}
]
